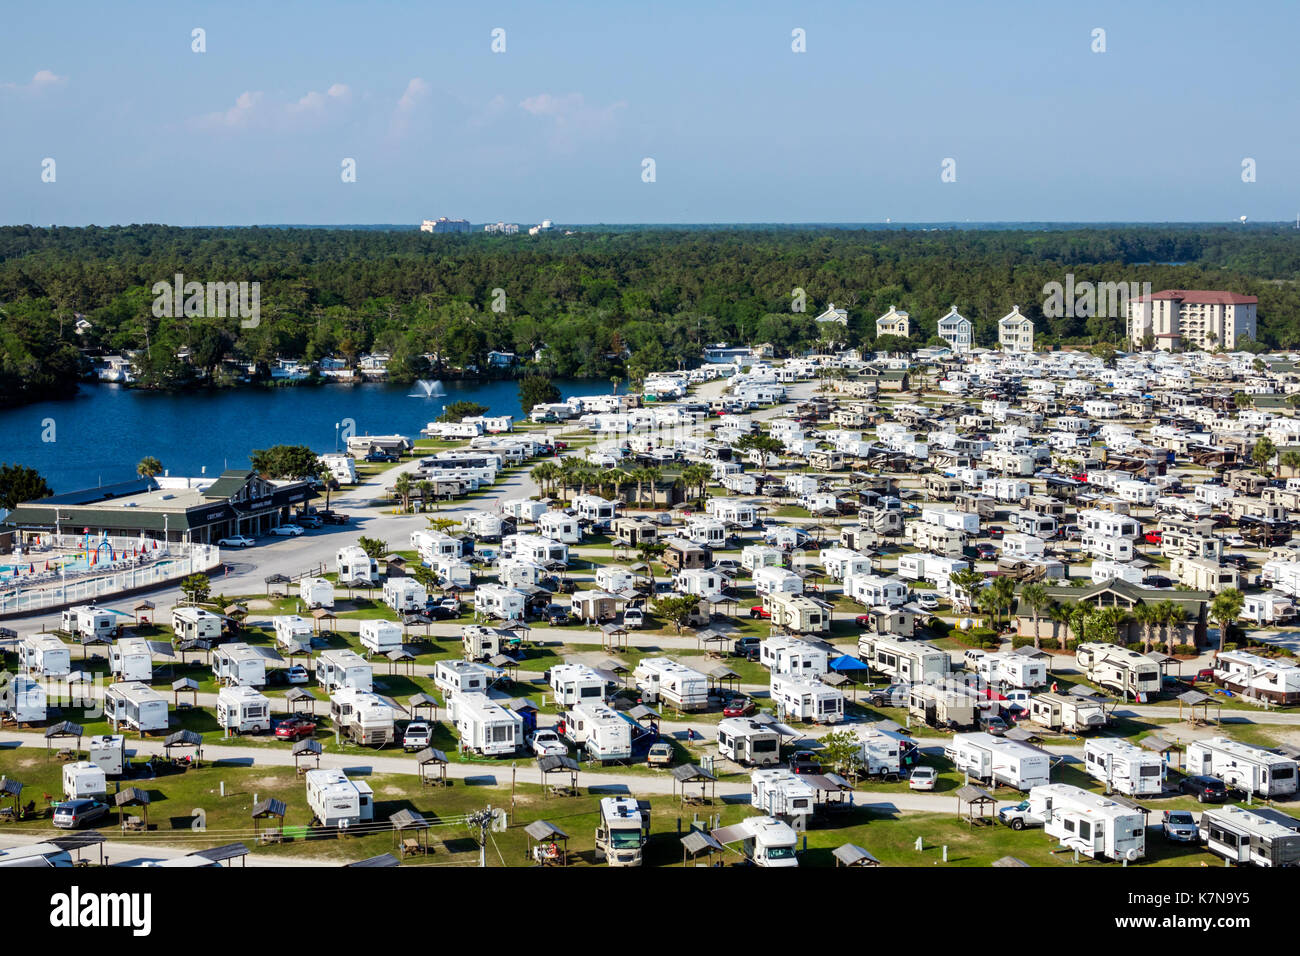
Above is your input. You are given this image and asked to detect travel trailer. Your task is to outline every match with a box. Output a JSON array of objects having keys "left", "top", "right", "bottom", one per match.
[
  {"left": 212, "top": 642, "right": 272, "bottom": 687},
  {"left": 110, "top": 637, "right": 153, "bottom": 682},
  {"left": 633, "top": 658, "right": 709, "bottom": 712},
  {"left": 770, "top": 674, "right": 844, "bottom": 724},
  {"left": 88, "top": 735, "right": 125, "bottom": 776},
  {"left": 564, "top": 700, "right": 632, "bottom": 762},
  {"left": 751, "top": 768, "right": 817, "bottom": 832},
  {"left": 858, "top": 635, "right": 951, "bottom": 683},
  {"left": 315, "top": 649, "right": 373, "bottom": 693},
  {"left": 1199, "top": 805, "right": 1300, "bottom": 868},
  {"left": 1185, "top": 737, "right": 1298, "bottom": 799},
  {"left": 216, "top": 685, "right": 273, "bottom": 735},
  {"left": 359, "top": 619, "right": 404, "bottom": 656},
  {"left": 854, "top": 726, "right": 910, "bottom": 779},
  {"left": 329, "top": 688, "right": 395, "bottom": 746},
  {"left": 474, "top": 584, "right": 527, "bottom": 621},
  {"left": 1075, "top": 642, "right": 1161, "bottom": 699},
  {"left": 945, "top": 732, "right": 1051, "bottom": 791},
  {"left": 908, "top": 684, "right": 979, "bottom": 730},
  {"left": 752, "top": 565, "right": 803, "bottom": 597},
  {"left": 449, "top": 693, "right": 523, "bottom": 756},
  {"left": 759, "top": 635, "right": 829, "bottom": 679},
  {"left": 549, "top": 663, "right": 608, "bottom": 707},
  {"left": 1028, "top": 692, "right": 1108, "bottom": 733},
  {"left": 1, "top": 674, "right": 46, "bottom": 724},
  {"left": 62, "top": 761, "right": 107, "bottom": 800},
  {"left": 19, "top": 634, "right": 71, "bottom": 678},
  {"left": 298, "top": 576, "right": 335, "bottom": 609},
  {"left": 978, "top": 652, "right": 1048, "bottom": 690},
  {"left": 594, "top": 796, "right": 649, "bottom": 866},
  {"left": 710, "top": 815, "right": 799, "bottom": 868},
  {"left": 383, "top": 577, "right": 428, "bottom": 613},
  {"left": 305, "top": 768, "right": 374, "bottom": 829},
  {"left": 1083, "top": 737, "right": 1163, "bottom": 796},
  {"left": 171, "top": 606, "right": 223, "bottom": 643},
  {"left": 273, "top": 615, "right": 314, "bottom": 651},
  {"left": 434, "top": 659, "right": 495, "bottom": 699},
  {"left": 104, "top": 682, "right": 168, "bottom": 733},
  {"left": 336, "top": 545, "right": 380, "bottom": 584},
  {"left": 1032, "top": 783, "right": 1147, "bottom": 862},
  {"left": 462, "top": 624, "right": 510, "bottom": 662},
  {"left": 717, "top": 717, "right": 782, "bottom": 766},
  {"left": 61, "top": 605, "right": 117, "bottom": 642},
  {"left": 762, "top": 593, "right": 831, "bottom": 635},
  {"left": 1212, "top": 650, "right": 1300, "bottom": 705}
]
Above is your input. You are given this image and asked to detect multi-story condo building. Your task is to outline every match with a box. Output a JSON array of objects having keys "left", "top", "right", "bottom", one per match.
[
  {"left": 421, "top": 217, "right": 472, "bottom": 233},
  {"left": 1126, "top": 290, "right": 1257, "bottom": 351}
]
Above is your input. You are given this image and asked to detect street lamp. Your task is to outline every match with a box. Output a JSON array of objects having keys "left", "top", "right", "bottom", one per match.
[{"left": 334, "top": 422, "right": 340, "bottom": 453}]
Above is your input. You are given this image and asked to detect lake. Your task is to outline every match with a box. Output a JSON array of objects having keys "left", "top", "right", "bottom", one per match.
[{"left": 0, "top": 378, "right": 593, "bottom": 492}]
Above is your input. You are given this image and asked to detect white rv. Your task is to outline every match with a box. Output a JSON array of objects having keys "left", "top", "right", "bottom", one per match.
[
  {"left": 298, "top": 576, "right": 335, "bottom": 609},
  {"left": 336, "top": 545, "right": 380, "bottom": 584},
  {"left": 978, "top": 652, "right": 1047, "bottom": 690},
  {"left": 1083, "top": 737, "right": 1163, "bottom": 796},
  {"left": 1, "top": 674, "right": 46, "bottom": 724},
  {"left": 1200, "top": 805, "right": 1300, "bottom": 868},
  {"left": 1185, "top": 737, "right": 1298, "bottom": 799},
  {"left": 594, "top": 796, "right": 649, "bottom": 866},
  {"left": 110, "top": 637, "right": 153, "bottom": 682},
  {"left": 449, "top": 692, "right": 522, "bottom": 756},
  {"left": 908, "top": 684, "right": 979, "bottom": 729},
  {"left": 1028, "top": 692, "right": 1108, "bottom": 733},
  {"left": 104, "top": 682, "right": 168, "bottom": 733},
  {"left": 564, "top": 700, "right": 632, "bottom": 762},
  {"left": 315, "top": 649, "right": 373, "bottom": 693},
  {"left": 383, "top": 577, "right": 428, "bottom": 613},
  {"left": 61, "top": 605, "right": 117, "bottom": 642},
  {"left": 853, "top": 726, "right": 911, "bottom": 779},
  {"left": 858, "top": 635, "right": 951, "bottom": 683},
  {"left": 272, "top": 614, "right": 314, "bottom": 651},
  {"left": 329, "top": 688, "right": 395, "bottom": 746},
  {"left": 946, "top": 732, "right": 1051, "bottom": 791},
  {"left": 1032, "top": 783, "right": 1147, "bottom": 862},
  {"left": 633, "top": 658, "right": 709, "bottom": 712},
  {"left": 717, "top": 717, "right": 781, "bottom": 766},
  {"left": 305, "top": 768, "right": 374, "bottom": 828},
  {"left": 434, "top": 659, "right": 495, "bottom": 699},
  {"left": 88, "top": 735, "right": 125, "bottom": 776},
  {"left": 212, "top": 643, "right": 270, "bottom": 687},
  {"left": 1212, "top": 650, "right": 1300, "bottom": 705},
  {"left": 1075, "top": 642, "right": 1161, "bottom": 699},
  {"left": 462, "top": 624, "right": 510, "bottom": 662},
  {"left": 549, "top": 663, "right": 608, "bottom": 707},
  {"left": 473, "top": 584, "right": 526, "bottom": 621},
  {"left": 763, "top": 593, "right": 831, "bottom": 635},
  {"left": 62, "top": 761, "right": 107, "bottom": 800},
  {"left": 759, "top": 635, "right": 829, "bottom": 679},
  {"left": 711, "top": 815, "right": 798, "bottom": 868},
  {"left": 770, "top": 674, "right": 844, "bottom": 724},
  {"left": 171, "top": 606, "right": 223, "bottom": 643},
  {"left": 751, "top": 768, "right": 817, "bottom": 831},
  {"left": 359, "top": 619, "right": 404, "bottom": 657},
  {"left": 20, "top": 634, "right": 71, "bottom": 678},
  {"left": 216, "top": 685, "right": 273, "bottom": 735}
]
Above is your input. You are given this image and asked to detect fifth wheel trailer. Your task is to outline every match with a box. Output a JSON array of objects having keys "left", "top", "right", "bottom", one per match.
[
  {"left": 1032, "top": 783, "right": 1147, "bottom": 862},
  {"left": 945, "top": 732, "right": 1051, "bottom": 791},
  {"left": 1082, "top": 737, "right": 1163, "bottom": 796},
  {"left": 1185, "top": 737, "right": 1298, "bottom": 799},
  {"left": 1028, "top": 692, "right": 1108, "bottom": 734},
  {"left": 329, "top": 688, "right": 395, "bottom": 747},
  {"left": 1075, "top": 642, "right": 1161, "bottom": 699},
  {"left": 1199, "top": 806, "right": 1300, "bottom": 868}
]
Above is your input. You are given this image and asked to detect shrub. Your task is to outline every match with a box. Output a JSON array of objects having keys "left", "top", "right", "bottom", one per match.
[
  {"left": 1173, "top": 644, "right": 1196, "bottom": 656},
  {"left": 1125, "top": 642, "right": 1144, "bottom": 652},
  {"left": 1222, "top": 642, "right": 1239, "bottom": 653},
  {"left": 1040, "top": 637, "right": 1060, "bottom": 650},
  {"left": 1066, "top": 639, "right": 1080, "bottom": 651}
]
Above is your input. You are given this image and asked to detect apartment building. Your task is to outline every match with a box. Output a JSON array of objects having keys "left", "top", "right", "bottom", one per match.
[{"left": 1126, "top": 290, "right": 1258, "bottom": 351}]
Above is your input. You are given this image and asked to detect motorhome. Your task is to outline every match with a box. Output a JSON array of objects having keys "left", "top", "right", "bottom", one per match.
[
  {"left": 62, "top": 761, "right": 107, "bottom": 800},
  {"left": 1032, "top": 783, "right": 1147, "bottom": 862},
  {"left": 945, "top": 732, "right": 1051, "bottom": 791},
  {"left": 1028, "top": 692, "right": 1108, "bottom": 733},
  {"left": 633, "top": 658, "right": 709, "bottom": 712},
  {"left": 88, "top": 735, "right": 125, "bottom": 776},
  {"left": 1185, "top": 737, "right": 1298, "bottom": 799},
  {"left": 61, "top": 605, "right": 117, "bottom": 642},
  {"left": 564, "top": 700, "right": 632, "bottom": 762},
  {"left": 1075, "top": 642, "right": 1161, "bottom": 699},
  {"left": 315, "top": 649, "right": 373, "bottom": 693},
  {"left": 1083, "top": 737, "right": 1163, "bottom": 796},
  {"left": 978, "top": 652, "right": 1048, "bottom": 690},
  {"left": 329, "top": 688, "right": 395, "bottom": 746},
  {"left": 1212, "top": 650, "right": 1300, "bottom": 705},
  {"left": 858, "top": 635, "right": 951, "bottom": 683},
  {"left": 1199, "top": 805, "right": 1300, "bottom": 868},
  {"left": 717, "top": 717, "right": 782, "bottom": 766},
  {"left": 19, "top": 634, "right": 71, "bottom": 678},
  {"left": 763, "top": 593, "right": 831, "bottom": 635},
  {"left": 908, "top": 684, "right": 979, "bottom": 730},
  {"left": 359, "top": 619, "right": 404, "bottom": 657},
  {"left": 336, "top": 546, "right": 381, "bottom": 584},
  {"left": 216, "top": 685, "right": 273, "bottom": 735},
  {"left": 305, "top": 768, "right": 374, "bottom": 828},
  {"left": 383, "top": 577, "right": 428, "bottom": 614},
  {"left": 109, "top": 637, "right": 153, "bottom": 682},
  {"left": 272, "top": 615, "right": 314, "bottom": 651},
  {"left": 759, "top": 635, "right": 829, "bottom": 679},
  {"left": 104, "top": 682, "right": 168, "bottom": 733},
  {"left": 298, "top": 577, "right": 335, "bottom": 609},
  {"left": 549, "top": 663, "right": 607, "bottom": 707},
  {"left": 751, "top": 768, "right": 817, "bottom": 832},
  {"left": 594, "top": 796, "right": 649, "bottom": 866},
  {"left": 770, "top": 674, "right": 844, "bottom": 724},
  {"left": 710, "top": 815, "right": 799, "bottom": 868},
  {"left": 171, "top": 606, "right": 223, "bottom": 643},
  {"left": 434, "top": 659, "right": 496, "bottom": 699},
  {"left": 212, "top": 642, "right": 272, "bottom": 687},
  {"left": 1, "top": 674, "right": 46, "bottom": 724},
  {"left": 449, "top": 692, "right": 523, "bottom": 756}
]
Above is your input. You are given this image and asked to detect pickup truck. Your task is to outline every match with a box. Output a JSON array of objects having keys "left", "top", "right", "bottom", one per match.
[
  {"left": 528, "top": 729, "right": 568, "bottom": 757},
  {"left": 997, "top": 800, "right": 1047, "bottom": 831}
]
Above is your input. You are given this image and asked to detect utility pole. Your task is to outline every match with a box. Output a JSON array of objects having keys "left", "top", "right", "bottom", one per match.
[{"left": 468, "top": 806, "right": 493, "bottom": 868}]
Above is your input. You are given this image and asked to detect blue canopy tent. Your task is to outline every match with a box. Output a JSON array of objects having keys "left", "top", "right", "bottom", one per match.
[{"left": 828, "top": 655, "right": 870, "bottom": 701}]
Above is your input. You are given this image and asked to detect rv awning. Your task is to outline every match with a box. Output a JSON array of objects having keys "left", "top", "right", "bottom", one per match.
[
  {"left": 524, "top": 820, "right": 567, "bottom": 841},
  {"left": 1068, "top": 685, "right": 1109, "bottom": 702},
  {"left": 821, "top": 672, "right": 852, "bottom": 687},
  {"left": 709, "top": 820, "right": 758, "bottom": 846},
  {"left": 832, "top": 843, "right": 880, "bottom": 866},
  {"left": 1140, "top": 735, "right": 1176, "bottom": 753},
  {"left": 377, "top": 695, "right": 409, "bottom": 716},
  {"left": 802, "top": 773, "right": 855, "bottom": 793}
]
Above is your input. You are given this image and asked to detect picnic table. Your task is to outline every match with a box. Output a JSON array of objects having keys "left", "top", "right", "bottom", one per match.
[
  {"left": 56, "top": 749, "right": 76, "bottom": 762},
  {"left": 400, "top": 837, "right": 425, "bottom": 857},
  {"left": 122, "top": 816, "right": 146, "bottom": 832}
]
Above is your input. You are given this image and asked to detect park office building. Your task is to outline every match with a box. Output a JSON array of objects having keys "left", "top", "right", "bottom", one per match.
[{"left": 4, "top": 470, "right": 316, "bottom": 545}]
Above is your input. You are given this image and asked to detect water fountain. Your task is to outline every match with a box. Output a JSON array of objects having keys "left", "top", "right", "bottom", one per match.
[{"left": 410, "top": 379, "right": 446, "bottom": 398}]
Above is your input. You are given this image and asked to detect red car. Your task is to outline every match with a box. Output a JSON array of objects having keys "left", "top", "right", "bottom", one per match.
[
  {"left": 274, "top": 715, "right": 317, "bottom": 741},
  {"left": 723, "top": 697, "right": 756, "bottom": 717},
  {"left": 855, "top": 614, "right": 873, "bottom": 628},
  {"left": 749, "top": 605, "right": 770, "bottom": 619},
  {"left": 1144, "top": 531, "right": 1162, "bottom": 544}
]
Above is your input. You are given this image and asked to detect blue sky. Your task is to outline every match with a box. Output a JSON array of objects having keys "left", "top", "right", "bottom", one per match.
[{"left": 3, "top": 0, "right": 1298, "bottom": 225}]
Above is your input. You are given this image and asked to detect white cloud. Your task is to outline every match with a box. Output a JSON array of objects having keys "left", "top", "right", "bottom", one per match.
[
  {"left": 518, "top": 92, "right": 627, "bottom": 150},
  {"left": 2, "top": 69, "right": 68, "bottom": 92},
  {"left": 194, "top": 90, "right": 264, "bottom": 129},
  {"left": 397, "top": 77, "right": 430, "bottom": 113},
  {"left": 289, "top": 83, "right": 351, "bottom": 113}
]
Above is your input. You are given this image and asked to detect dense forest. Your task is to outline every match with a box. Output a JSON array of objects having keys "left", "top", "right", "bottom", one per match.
[{"left": 2, "top": 223, "right": 1300, "bottom": 408}]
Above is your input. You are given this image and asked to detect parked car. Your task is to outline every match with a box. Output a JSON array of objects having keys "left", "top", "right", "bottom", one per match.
[
  {"left": 528, "top": 729, "right": 568, "bottom": 757},
  {"left": 1179, "top": 774, "right": 1229, "bottom": 803},
  {"left": 403, "top": 721, "right": 433, "bottom": 752},
  {"left": 1143, "top": 531, "right": 1163, "bottom": 545},
  {"left": 1222, "top": 554, "right": 1249, "bottom": 570},
  {"left": 270, "top": 524, "right": 304, "bottom": 537},
  {"left": 979, "top": 714, "right": 1009, "bottom": 736},
  {"left": 217, "top": 535, "right": 255, "bottom": 548},
  {"left": 426, "top": 604, "right": 459, "bottom": 621},
  {"left": 997, "top": 800, "right": 1046, "bottom": 831},
  {"left": 53, "top": 798, "right": 110, "bottom": 829},
  {"left": 908, "top": 766, "right": 938, "bottom": 791},
  {"left": 749, "top": 605, "right": 771, "bottom": 620},
  {"left": 723, "top": 697, "right": 756, "bottom": 718},
  {"left": 647, "top": 741, "right": 674, "bottom": 767},
  {"left": 973, "top": 544, "right": 996, "bottom": 560},
  {"left": 364, "top": 452, "right": 398, "bottom": 463},
  {"left": 1162, "top": 810, "right": 1200, "bottom": 843},
  {"left": 623, "top": 607, "right": 644, "bottom": 629},
  {"left": 284, "top": 665, "right": 310, "bottom": 685},
  {"left": 713, "top": 558, "right": 741, "bottom": 574},
  {"left": 732, "top": 636, "right": 761, "bottom": 658},
  {"left": 864, "top": 683, "right": 910, "bottom": 707},
  {"left": 542, "top": 605, "right": 572, "bottom": 626},
  {"left": 318, "top": 511, "right": 350, "bottom": 525},
  {"left": 916, "top": 593, "right": 940, "bottom": 611},
  {"left": 1143, "top": 575, "right": 1174, "bottom": 588},
  {"left": 986, "top": 527, "right": 1004, "bottom": 538},
  {"left": 789, "top": 751, "right": 822, "bottom": 775},
  {"left": 295, "top": 514, "right": 323, "bottom": 529},
  {"left": 275, "top": 715, "right": 317, "bottom": 741}
]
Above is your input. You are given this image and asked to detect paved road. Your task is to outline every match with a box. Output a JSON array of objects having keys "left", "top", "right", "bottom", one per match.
[{"left": 0, "top": 829, "right": 333, "bottom": 867}]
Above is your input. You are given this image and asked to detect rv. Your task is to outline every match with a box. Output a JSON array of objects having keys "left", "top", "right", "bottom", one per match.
[
  {"left": 711, "top": 815, "right": 799, "bottom": 868},
  {"left": 383, "top": 577, "right": 428, "bottom": 614},
  {"left": 104, "top": 682, "right": 168, "bottom": 733},
  {"left": 751, "top": 768, "right": 817, "bottom": 831},
  {"left": 462, "top": 624, "right": 510, "bottom": 662},
  {"left": 978, "top": 652, "right": 1048, "bottom": 690},
  {"left": 549, "top": 663, "right": 608, "bottom": 707},
  {"left": 212, "top": 643, "right": 271, "bottom": 688},
  {"left": 854, "top": 725, "right": 911, "bottom": 779},
  {"left": 449, "top": 693, "right": 522, "bottom": 756},
  {"left": 633, "top": 658, "right": 709, "bottom": 712},
  {"left": 752, "top": 565, "right": 803, "bottom": 597},
  {"left": 1185, "top": 737, "right": 1298, "bottom": 799},
  {"left": 298, "top": 577, "right": 335, "bottom": 609},
  {"left": 336, "top": 545, "right": 381, "bottom": 584},
  {"left": 1033, "top": 783, "right": 1147, "bottom": 862},
  {"left": 759, "top": 635, "right": 829, "bottom": 679},
  {"left": 1199, "top": 805, "right": 1300, "bottom": 868},
  {"left": 858, "top": 635, "right": 951, "bottom": 683},
  {"left": 88, "top": 735, "right": 125, "bottom": 776},
  {"left": 564, "top": 700, "right": 632, "bottom": 762},
  {"left": 762, "top": 593, "right": 831, "bottom": 635},
  {"left": 717, "top": 717, "right": 781, "bottom": 766},
  {"left": 216, "top": 685, "right": 273, "bottom": 735},
  {"left": 1028, "top": 692, "right": 1108, "bottom": 733},
  {"left": 359, "top": 619, "right": 404, "bottom": 657},
  {"left": 1212, "top": 650, "right": 1300, "bottom": 705},
  {"left": 61, "top": 762, "right": 107, "bottom": 800},
  {"left": 1, "top": 674, "right": 46, "bottom": 724},
  {"left": 434, "top": 659, "right": 495, "bottom": 699},
  {"left": 171, "top": 606, "right": 223, "bottom": 643},
  {"left": 594, "top": 796, "right": 649, "bottom": 866},
  {"left": 305, "top": 768, "right": 374, "bottom": 828},
  {"left": 1075, "top": 642, "right": 1161, "bottom": 699},
  {"left": 109, "top": 638, "right": 153, "bottom": 682},
  {"left": 316, "top": 648, "right": 373, "bottom": 693},
  {"left": 770, "top": 674, "right": 844, "bottom": 724},
  {"left": 473, "top": 583, "right": 527, "bottom": 621},
  {"left": 1083, "top": 737, "right": 1163, "bottom": 796},
  {"left": 946, "top": 732, "right": 1051, "bottom": 791},
  {"left": 272, "top": 615, "right": 314, "bottom": 651},
  {"left": 908, "top": 684, "right": 979, "bottom": 730},
  {"left": 61, "top": 605, "right": 117, "bottom": 642},
  {"left": 329, "top": 688, "right": 395, "bottom": 746},
  {"left": 19, "top": 634, "right": 71, "bottom": 678}
]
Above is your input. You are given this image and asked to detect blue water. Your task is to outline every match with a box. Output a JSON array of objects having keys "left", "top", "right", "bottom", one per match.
[{"left": 0, "top": 378, "right": 592, "bottom": 493}]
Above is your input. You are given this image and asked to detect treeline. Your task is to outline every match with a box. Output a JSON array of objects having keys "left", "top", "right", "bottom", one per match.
[{"left": 2, "top": 223, "right": 1300, "bottom": 408}]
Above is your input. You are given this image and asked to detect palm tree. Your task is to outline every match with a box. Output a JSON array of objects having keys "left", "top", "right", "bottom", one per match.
[
  {"left": 641, "top": 467, "right": 662, "bottom": 509},
  {"left": 681, "top": 464, "right": 713, "bottom": 508},
  {"left": 1019, "top": 583, "right": 1049, "bottom": 650},
  {"left": 948, "top": 568, "right": 985, "bottom": 612},
  {"left": 392, "top": 472, "right": 413, "bottom": 513},
  {"left": 1280, "top": 450, "right": 1300, "bottom": 478},
  {"left": 531, "top": 461, "right": 560, "bottom": 497},
  {"left": 416, "top": 479, "right": 434, "bottom": 512},
  {"left": 136, "top": 456, "right": 164, "bottom": 479},
  {"left": 1069, "top": 603, "right": 1093, "bottom": 649},
  {"left": 1047, "top": 603, "right": 1072, "bottom": 646},
  {"left": 1210, "top": 588, "right": 1244, "bottom": 656},
  {"left": 1133, "top": 603, "right": 1159, "bottom": 653}
]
